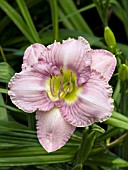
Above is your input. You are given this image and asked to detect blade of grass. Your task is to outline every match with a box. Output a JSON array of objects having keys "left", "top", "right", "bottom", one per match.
[
  {"left": 0, "top": 0, "right": 35, "bottom": 43},
  {"left": 39, "top": 29, "right": 104, "bottom": 48},
  {"left": 0, "top": 88, "right": 8, "bottom": 94},
  {"left": 40, "top": 3, "right": 95, "bottom": 33},
  {"left": 59, "top": 3, "right": 95, "bottom": 23},
  {"left": 0, "top": 46, "right": 6, "bottom": 62},
  {"left": 112, "top": 111, "right": 128, "bottom": 123},
  {"left": 0, "top": 120, "right": 28, "bottom": 130},
  {"left": 86, "top": 151, "right": 128, "bottom": 168},
  {"left": 122, "top": 0, "right": 128, "bottom": 11},
  {"left": 58, "top": 8, "right": 74, "bottom": 30},
  {"left": 105, "top": 117, "right": 128, "bottom": 130},
  {"left": 0, "top": 62, "right": 15, "bottom": 83},
  {"left": 112, "top": 1, "right": 128, "bottom": 38},
  {"left": 0, "top": 104, "right": 24, "bottom": 113},
  {"left": 0, "top": 94, "right": 8, "bottom": 121},
  {"left": 0, "top": 154, "right": 74, "bottom": 166},
  {"left": 58, "top": 0, "right": 93, "bottom": 34},
  {"left": 16, "top": 0, "right": 41, "bottom": 43},
  {"left": 27, "top": 113, "right": 36, "bottom": 131},
  {"left": 49, "top": 0, "right": 58, "bottom": 40},
  {"left": 0, "top": 16, "right": 10, "bottom": 33}
]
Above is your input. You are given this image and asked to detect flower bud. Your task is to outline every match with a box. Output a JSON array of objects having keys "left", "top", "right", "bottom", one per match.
[
  {"left": 104, "top": 26, "right": 116, "bottom": 47},
  {"left": 118, "top": 64, "right": 128, "bottom": 81}
]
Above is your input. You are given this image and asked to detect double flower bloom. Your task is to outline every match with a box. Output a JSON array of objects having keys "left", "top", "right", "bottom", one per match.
[{"left": 8, "top": 37, "right": 116, "bottom": 152}]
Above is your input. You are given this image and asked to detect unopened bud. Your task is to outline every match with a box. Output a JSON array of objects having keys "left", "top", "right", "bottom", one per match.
[
  {"left": 118, "top": 64, "right": 128, "bottom": 81},
  {"left": 104, "top": 26, "right": 116, "bottom": 47}
]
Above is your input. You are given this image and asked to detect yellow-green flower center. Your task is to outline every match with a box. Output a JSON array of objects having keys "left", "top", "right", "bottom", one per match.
[{"left": 46, "top": 69, "right": 81, "bottom": 102}]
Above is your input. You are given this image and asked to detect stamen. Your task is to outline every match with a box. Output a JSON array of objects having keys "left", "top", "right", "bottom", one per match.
[
  {"left": 64, "top": 72, "right": 72, "bottom": 93},
  {"left": 58, "top": 87, "right": 61, "bottom": 100},
  {"left": 60, "top": 74, "right": 65, "bottom": 92},
  {"left": 50, "top": 75, "right": 55, "bottom": 97},
  {"left": 50, "top": 75, "right": 58, "bottom": 97},
  {"left": 60, "top": 68, "right": 63, "bottom": 75},
  {"left": 68, "top": 72, "right": 72, "bottom": 92},
  {"left": 52, "top": 76, "right": 56, "bottom": 94},
  {"left": 50, "top": 74, "right": 52, "bottom": 79},
  {"left": 49, "top": 70, "right": 74, "bottom": 101},
  {"left": 57, "top": 75, "right": 63, "bottom": 100}
]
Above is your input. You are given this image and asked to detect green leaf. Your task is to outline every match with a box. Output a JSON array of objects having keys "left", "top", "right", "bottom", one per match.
[
  {"left": 0, "top": 0, "right": 35, "bottom": 43},
  {"left": 0, "top": 88, "right": 8, "bottom": 94},
  {"left": 58, "top": 0, "right": 93, "bottom": 34},
  {"left": 112, "top": 111, "right": 128, "bottom": 123},
  {"left": 112, "top": 1, "right": 128, "bottom": 38},
  {"left": 40, "top": 29, "right": 105, "bottom": 48},
  {"left": 92, "top": 124, "right": 105, "bottom": 133},
  {"left": 105, "top": 111, "right": 128, "bottom": 130},
  {"left": 58, "top": 8, "right": 75, "bottom": 30},
  {"left": 0, "top": 120, "right": 81, "bottom": 166},
  {"left": 72, "top": 164, "right": 83, "bottom": 170},
  {"left": 27, "top": 112, "right": 36, "bottom": 131},
  {"left": 0, "top": 104, "right": 23, "bottom": 113},
  {"left": 0, "top": 120, "right": 28, "bottom": 130},
  {"left": 113, "top": 80, "right": 120, "bottom": 106},
  {"left": 118, "top": 43, "right": 128, "bottom": 59},
  {"left": 16, "top": 0, "right": 41, "bottom": 43},
  {"left": 86, "top": 151, "right": 128, "bottom": 167},
  {"left": 0, "top": 94, "right": 8, "bottom": 121},
  {"left": 0, "top": 62, "right": 15, "bottom": 83},
  {"left": 49, "top": 0, "right": 58, "bottom": 40},
  {"left": 96, "top": 127, "right": 120, "bottom": 142},
  {"left": 75, "top": 130, "right": 96, "bottom": 165}
]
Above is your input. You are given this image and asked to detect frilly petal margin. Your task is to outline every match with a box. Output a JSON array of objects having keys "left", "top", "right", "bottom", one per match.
[
  {"left": 60, "top": 70, "right": 114, "bottom": 127},
  {"left": 8, "top": 67, "right": 54, "bottom": 113},
  {"left": 47, "top": 37, "right": 92, "bottom": 84},
  {"left": 88, "top": 49, "right": 117, "bottom": 82},
  {"left": 22, "top": 43, "right": 47, "bottom": 70},
  {"left": 36, "top": 108, "right": 76, "bottom": 152}
]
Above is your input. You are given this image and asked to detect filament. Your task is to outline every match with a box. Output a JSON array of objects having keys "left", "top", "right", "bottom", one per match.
[{"left": 49, "top": 70, "right": 73, "bottom": 101}]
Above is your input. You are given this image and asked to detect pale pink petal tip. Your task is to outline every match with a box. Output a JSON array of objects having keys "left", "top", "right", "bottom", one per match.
[
  {"left": 89, "top": 50, "right": 116, "bottom": 81},
  {"left": 47, "top": 36, "right": 91, "bottom": 76},
  {"left": 36, "top": 108, "right": 76, "bottom": 152},
  {"left": 22, "top": 43, "right": 47, "bottom": 70},
  {"left": 60, "top": 70, "right": 113, "bottom": 127},
  {"left": 8, "top": 68, "right": 54, "bottom": 113}
]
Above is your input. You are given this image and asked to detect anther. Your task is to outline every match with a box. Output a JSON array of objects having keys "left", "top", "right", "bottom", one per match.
[
  {"left": 60, "top": 69, "right": 63, "bottom": 75},
  {"left": 50, "top": 74, "right": 52, "bottom": 79},
  {"left": 50, "top": 75, "right": 58, "bottom": 97},
  {"left": 60, "top": 73, "right": 65, "bottom": 92},
  {"left": 66, "top": 72, "right": 72, "bottom": 93}
]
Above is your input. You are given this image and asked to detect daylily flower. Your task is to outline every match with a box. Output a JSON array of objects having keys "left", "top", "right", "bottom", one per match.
[{"left": 8, "top": 37, "right": 116, "bottom": 152}]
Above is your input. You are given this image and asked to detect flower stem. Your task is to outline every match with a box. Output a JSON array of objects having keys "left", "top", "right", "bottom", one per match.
[
  {"left": 72, "top": 128, "right": 96, "bottom": 169},
  {"left": 118, "top": 81, "right": 128, "bottom": 160},
  {"left": 93, "top": 0, "right": 110, "bottom": 26},
  {"left": 90, "top": 132, "right": 128, "bottom": 156}
]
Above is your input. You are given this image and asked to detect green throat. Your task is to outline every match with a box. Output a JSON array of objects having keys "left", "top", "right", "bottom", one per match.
[{"left": 46, "top": 69, "right": 81, "bottom": 102}]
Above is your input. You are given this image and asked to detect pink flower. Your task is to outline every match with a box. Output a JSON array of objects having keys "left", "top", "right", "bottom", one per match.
[{"left": 8, "top": 37, "right": 116, "bottom": 152}]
